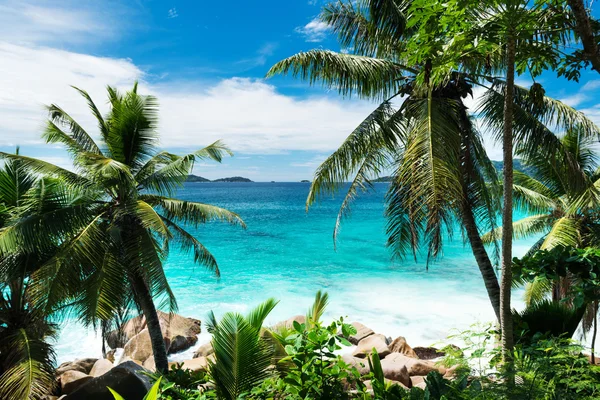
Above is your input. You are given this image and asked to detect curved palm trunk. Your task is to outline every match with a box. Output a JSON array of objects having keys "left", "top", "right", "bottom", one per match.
[
  {"left": 592, "top": 301, "right": 598, "bottom": 364},
  {"left": 501, "top": 35, "right": 516, "bottom": 370},
  {"left": 457, "top": 105, "right": 501, "bottom": 322},
  {"left": 567, "top": 0, "right": 600, "bottom": 73},
  {"left": 462, "top": 208, "right": 501, "bottom": 321},
  {"left": 130, "top": 272, "right": 169, "bottom": 374}
]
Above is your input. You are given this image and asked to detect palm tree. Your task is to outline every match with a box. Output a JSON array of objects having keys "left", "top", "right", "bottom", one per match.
[
  {"left": 268, "top": 1, "right": 504, "bottom": 321},
  {"left": 267, "top": 0, "right": 598, "bottom": 323},
  {"left": 483, "top": 128, "right": 600, "bottom": 358},
  {"left": 0, "top": 152, "right": 75, "bottom": 399},
  {"left": 0, "top": 83, "right": 246, "bottom": 374}
]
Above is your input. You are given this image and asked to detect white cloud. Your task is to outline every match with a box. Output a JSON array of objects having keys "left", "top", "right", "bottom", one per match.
[
  {"left": 0, "top": 42, "right": 375, "bottom": 154},
  {"left": 154, "top": 78, "right": 374, "bottom": 152},
  {"left": 0, "top": 42, "right": 142, "bottom": 147},
  {"left": 0, "top": 1, "right": 116, "bottom": 46},
  {"left": 295, "top": 18, "right": 330, "bottom": 42}
]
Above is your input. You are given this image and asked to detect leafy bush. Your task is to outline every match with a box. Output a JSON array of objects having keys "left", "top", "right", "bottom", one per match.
[{"left": 249, "top": 316, "right": 362, "bottom": 399}]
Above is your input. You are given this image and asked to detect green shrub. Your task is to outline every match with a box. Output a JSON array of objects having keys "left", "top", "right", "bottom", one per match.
[{"left": 249, "top": 316, "right": 362, "bottom": 399}]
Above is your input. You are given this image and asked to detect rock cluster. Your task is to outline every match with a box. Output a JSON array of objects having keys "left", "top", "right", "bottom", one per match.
[
  {"left": 341, "top": 321, "right": 453, "bottom": 390},
  {"left": 55, "top": 317, "right": 456, "bottom": 397},
  {"left": 53, "top": 312, "right": 203, "bottom": 398}
]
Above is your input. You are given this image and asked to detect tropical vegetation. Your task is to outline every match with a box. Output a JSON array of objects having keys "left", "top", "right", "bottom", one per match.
[
  {"left": 0, "top": 83, "right": 245, "bottom": 397},
  {"left": 2, "top": 0, "right": 600, "bottom": 399},
  {"left": 266, "top": 0, "right": 600, "bottom": 367}
]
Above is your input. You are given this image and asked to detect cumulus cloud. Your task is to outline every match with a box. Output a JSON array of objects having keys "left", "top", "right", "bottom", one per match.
[
  {"left": 168, "top": 8, "right": 179, "bottom": 19},
  {"left": 295, "top": 18, "right": 330, "bottom": 42},
  {"left": 0, "top": 42, "right": 375, "bottom": 154},
  {"left": 0, "top": 42, "right": 141, "bottom": 147}
]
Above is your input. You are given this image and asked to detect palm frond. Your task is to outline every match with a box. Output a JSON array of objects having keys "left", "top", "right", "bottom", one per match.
[
  {"left": 209, "top": 313, "right": 273, "bottom": 400},
  {"left": 159, "top": 216, "right": 220, "bottom": 275},
  {"left": 481, "top": 214, "right": 553, "bottom": 245},
  {"left": 246, "top": 298, "right": 279, "bottom": 331},
  {"left": 306, "top": 101, "right": 401, "bottom": 244},
  {"left": 46, "top": 103, "right": 102, "bottom": 155},
  {"left": 307, "top": 290, "right": 329, "bottom": 326},
  {"left": 141, "top": 196, "right": 246, "bottom": 228},
  {"left": 104, "top": 85, "right": 160, "bottom": 170},
  {"left": 523, "top": 278, "right": 553, "bottom": 306},
  {"left": 0, "top": 152, "right": 89, "bottom": 187},
  {"left": 389, "top": 94, "right": 464, "bottom": 260},
  {"left": 322, "top": 0, "right": 408, "bottom": 58},
  {"left": 541, "top": 216, "right": 582, "bottom": 249},
  {"left": 0, "top": 328, "right": 56, "bottom": 400},
  {"left": 136, "top": 141, "right": 232, "bottom": 195},
  {"left": 267, "top": 50, "right": 412, "bottom": 100},
  {"left": 71, "top": 85, "right": 109, "bottom": 141}
]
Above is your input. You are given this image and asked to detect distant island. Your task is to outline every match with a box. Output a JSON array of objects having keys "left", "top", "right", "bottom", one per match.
[
  {"left": 186, "top": 174, "right": 211, "bottom": 182},
  {"left": 300, "top": 180, "right": 310, "bottom": 183},
  {"left": 186, "top": 175, "right": 253, "bottom": 183},
  {"left": 372, "top": 176, "right": 393, "bottom": 182},
  {"left": 213, "top": 176, "right": 253, "bottom": 182}
]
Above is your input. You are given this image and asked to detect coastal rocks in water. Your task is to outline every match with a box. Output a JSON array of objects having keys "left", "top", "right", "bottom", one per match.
[
  {"left": 347, "top": 322, "right": 375, "bottom": 345},
  {"left": 106, "top": 311, "right": 201, "bottom": 353},
  {"left": 56, "top": 358, "right": 98, "bottom": 375},
  {"left": 65, "top": 361, "right": 152, "bottom": 400},
  {"left": 122, "top": 329, "right": 170, "bottom": 364},
  {"left": 381, "top": 363, "right": 411, "bottom": 388},
  {"left": 143, "top": 356, "right": 156, "bottom": 372},
  {"left": 413, "top": 346, "right": 446, "bottom": 360},
  {"left": 382, "top": 353, "right": 445, "bottom": 377},
  {"left": 341, "top": 354, "right": 370, "bottom": 375},
  {"left": 193, "top": 342, "right": 214, "bottom": 358},
  {"left": 170, "top": 334, "right": 198, "bottom": 354},
  {"left": 353, "top": 334, "right": 390, "bottom": 358},
  {"left": 272, "top": 315, "right": 306, "bottom": 332},
  {"left": 388, "top": 336, "right": 418, "bottom": 358},
  {"left": 89, "top": 359, "right": 114, "bottom": 378},
  {"left": 59, "top": 371, "right": 93, "bottom": 395}
]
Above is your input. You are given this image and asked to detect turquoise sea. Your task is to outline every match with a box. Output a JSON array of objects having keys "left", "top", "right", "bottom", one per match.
[{"left": 54, "top": 182, "right": 535, "bottom": 363}]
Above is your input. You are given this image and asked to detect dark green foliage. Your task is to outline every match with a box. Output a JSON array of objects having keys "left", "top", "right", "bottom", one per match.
[
  {"left": 513, "top": 299, "right": 585, "bottom": 340},
  {"left": 513, "top": 247, "right": 600, "bottom": 308},
  {"left": 147, "top": 363, "right": 212, "bottom": 400}
]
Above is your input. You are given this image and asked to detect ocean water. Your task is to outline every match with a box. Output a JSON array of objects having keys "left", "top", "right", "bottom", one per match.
[{"left": 54, "top": 182, "right": 536, "bottom": 363}]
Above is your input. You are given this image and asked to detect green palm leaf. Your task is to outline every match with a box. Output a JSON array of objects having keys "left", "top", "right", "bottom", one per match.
[
  {"left": 142, "top": 195, "right": 246, "bottom": 228},
  {"left": 0, "top": 328, "right": 56, "bottom": 400},
  {"left": 267, "top": 50, "right": 413, "bottom": 100},
  {"left": 209, "top": 312, "right": 274, "bottom": 400}
]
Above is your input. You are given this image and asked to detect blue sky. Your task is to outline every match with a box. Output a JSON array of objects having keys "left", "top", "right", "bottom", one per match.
[{"left": 1, "top": 0, "right": 599, "bottom": 181}]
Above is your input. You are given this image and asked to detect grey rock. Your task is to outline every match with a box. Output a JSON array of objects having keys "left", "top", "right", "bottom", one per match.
[{"left": 65, "top": 361, "right": 152, "bottom": 400}]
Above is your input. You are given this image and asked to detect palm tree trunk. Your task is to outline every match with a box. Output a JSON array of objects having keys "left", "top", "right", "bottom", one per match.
[
  {"left": 129, "top": 271, "right": 169, "bottom": 374},
  {"left": 501, "top": 34, "right": 516, "bottom": 369},
  {"left": 457, "top": 107, "right": 501, "bottom": 322},
  {"left": 462, "top": 208, "right": 501, "bottom": 321},
  {"left": 592, "top": 301, "right": 598, "bottom": 364},
  {"left": 567, "top": 0, "right": 600, "bottom": 73}
]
